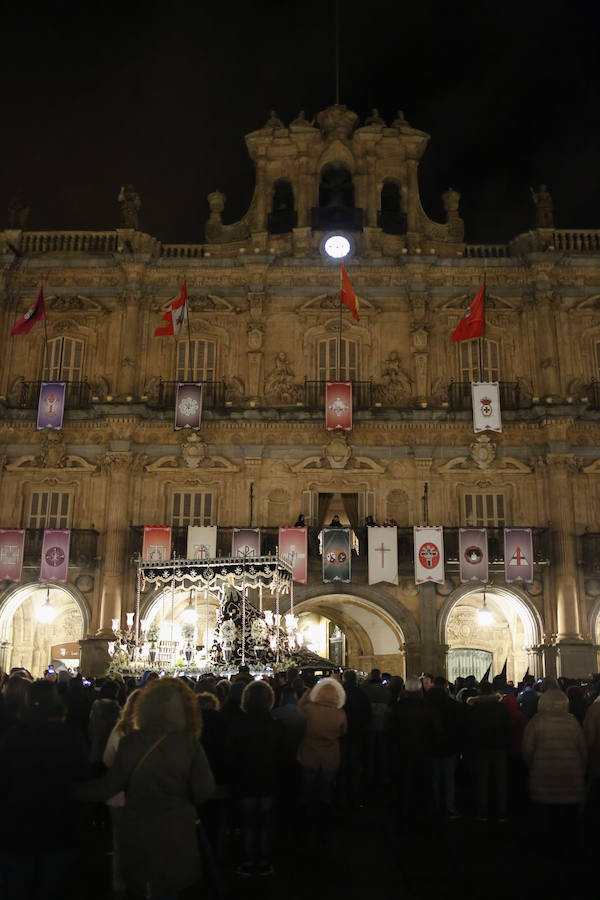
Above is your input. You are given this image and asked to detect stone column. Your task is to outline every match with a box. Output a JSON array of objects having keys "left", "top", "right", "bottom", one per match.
[
  {"left": 535, "top": 291, "right": 561, "bottom": 398},
  {"left": 405, "top": 157, "right": 420, "bottom": 235},
  {"left": 296, "top": 156, "right": 309, "bottom": 227},
  {"left": 254, "top": 157, "right": 268, "bottom": 232},
  {"left": 116, "top": 289, "right": 142, "bottom": 399},
  {"left": 417, "top": 582, "right": 442, "bottom": 674},
  {"left": 97, "top": 452, "right": 133, "bottom": 637}
]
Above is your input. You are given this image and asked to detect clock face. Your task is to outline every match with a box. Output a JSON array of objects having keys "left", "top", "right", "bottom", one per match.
[{"left": 324, "top": 234, "right": 350, "bottom": 258}]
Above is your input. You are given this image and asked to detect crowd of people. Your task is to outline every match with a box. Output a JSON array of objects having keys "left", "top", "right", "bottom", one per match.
[{"left": 0, "top": 663, "right": 599, "bottom": 899}]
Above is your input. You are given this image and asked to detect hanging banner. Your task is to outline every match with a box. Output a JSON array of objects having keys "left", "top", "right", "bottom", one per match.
[
  {"left": 279, "top": 527, "right": 308, "bottom": 585},
  {"left": 0, "top": 529, "right": 25, "bottom": 581},
  {"left": 175, "top": 383, "right": 203, "bottom": 430},
  {"left": 322, "top": 527, "right": 351, "bottom": 583},
  {"left": 36, "top": 382, "right": 66, "bottom": 431},
  {"left": 40, "top": 529, "right": 70, "bottom": 583},
  {"left": 186, "top": 526, "right": 217, "bottom": 561},
  {"left": 504, "top": 528, "right": 534, "bottom": 583},
  {"left": 142, "top": 526, "right": 172, "bottom": 562},
  {"left": 368, "top": 526, "right": 398, "bottom": 585},
  {"left": 414, "top": 526, "right": 445, "bottom": 585},
  {"left": 459, "top": 528, "right": 489, "bottom": 582},
  {"left": 472, "top": 382, "right": 502, "bottom": 433},
  {"left": 232, "top": 528, "right": 261, "bottom": 558},
  {"left": 325, "top": 381, "right": 352, "bottom": 431}
]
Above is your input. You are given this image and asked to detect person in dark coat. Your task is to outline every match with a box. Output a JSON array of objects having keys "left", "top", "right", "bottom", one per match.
[
  {"left": 0, "top": 680, "right": 90, "bottom": 900},
  {"left": 88, "top": 679, "right": 121, "bottom": 771},
  {"left": 226, "top": 680, "right": 285, "bottom": 877},
  {"left": 425, "top": 680, "right": 465, "bottom": 817},
  {"left": 466, "top": 681, "right": 512, "bottom": 820},
  {"left": 361, "top": 668, "right": 391, "bottom": 786},
  {"left": 339, "top": 669, "right": 372, "bottom": 808},
  {"left": 388, "top": 675, "right": 440, "bottom": 824}
]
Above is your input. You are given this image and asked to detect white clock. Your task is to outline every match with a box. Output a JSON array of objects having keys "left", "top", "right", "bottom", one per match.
[{"left": 323, "top": 234, "right": 351, "bottom": 259}]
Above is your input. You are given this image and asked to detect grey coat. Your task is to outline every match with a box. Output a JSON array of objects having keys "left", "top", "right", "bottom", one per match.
[
  {"left": 522, "top": 689, "right": 587, "bottom": 805},
  {"left": 79, "top": 685, "right": 215, "bottom": 895}
]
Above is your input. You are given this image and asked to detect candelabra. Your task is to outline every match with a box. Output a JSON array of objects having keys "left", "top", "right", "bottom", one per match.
[{"left": 108, "top": 612, "right": 148, "bottom": 665}]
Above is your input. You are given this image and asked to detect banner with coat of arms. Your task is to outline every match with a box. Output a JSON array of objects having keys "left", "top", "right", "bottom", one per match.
[
  {"left": 325, "top": 382, "right": 352, "bottom": 431},
  {"left": 414, "top": 526, "right": 445, "bottom": 585},
  {"left": 0, "top": 529, "right": 25, "bottom": 581},
  {"left": 322, "top": 527, "right": 351, "bottom": 582},
  {"left": 186, "top": 526, "right": 217, "bottom": 561},
  {"left": 504, "top": 528, "right": 534, "bottom": 583},
  {"left": 459, "top": 528, "right": 488, "bottom": 582},
  {"left": 472, "top": 382, "right": 502, "bottom": 433},
  {"left": 37, "top": 382, "right": 66, "bottom": 431},
  {"left": 175, "top": 383, "right": 203, "bottom": 430},
  {"left": 40, "top": 529, "right": 70, "bottom": 583},
  {"left": 232, "top": 528, "right": 261, "bottom": 558},
  {"left": 279, "top": 527, "right": 308, "bottom": 584},
  {"left": 142, "top": 527, "right": 172, "bottom": 562}
]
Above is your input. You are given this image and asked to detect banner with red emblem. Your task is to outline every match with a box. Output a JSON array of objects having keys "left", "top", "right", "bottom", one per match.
[
  {"left": 0, "top": 529, "right": 25, "bottom": 581},
  {"left": 414, "top": 526, "right": 445, "bottom": 585},
  {"left": 459, "top": 528, "right": 489, "bottom": 582},
  {"left": 322, "top": 527, "right": 351, "bottom": 582},
  {"left": 37, "top": 382, "right": 66, "bottom": 431},
  {"left": 325, "top": 382, "right": 352, "bottom": 431},
  {"left": 279, "top": 527, "right": 308, "bottom": 584},
  {"left": 142, "top": 527, "right": 172, "bottom": 562},
  {"left": 504, "top": 528, "right": 534, "bottom": 583},
  {"left": 472, "top": 382, "right": 502, "bottom": 433},
  {"left": 40, "top": 529, "right": 70, "bottom": 583}
]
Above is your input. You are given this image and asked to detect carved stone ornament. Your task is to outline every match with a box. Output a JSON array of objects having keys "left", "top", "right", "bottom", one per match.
[
  {"left": 181, "top": 433, "right": 208, "bottom": 469},
  {"left": 470, "top": 434, "right": 497, "bottom": 470},
  {"left": 264, "top": 352, "right": 302, "bottom": 403},
  {"left": 324, "top": 435, "right": 352, "bottom": 469},
  {"left": 39, "top": 431, "right": 67, "bottom": 468},
  {"left": 247, "top": 323, "right": 264, "bottom": 350},
  {"left": 375, "top": 351, "right": 412, "bottom": 403}
]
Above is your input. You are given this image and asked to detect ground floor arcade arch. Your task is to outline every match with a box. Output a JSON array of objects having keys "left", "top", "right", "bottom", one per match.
[
  {"left": 0, "top": 582, "right": 89, "bottom": 677},
  {"left": 439, "top": 583, "right": 545, "bottom": 683}
]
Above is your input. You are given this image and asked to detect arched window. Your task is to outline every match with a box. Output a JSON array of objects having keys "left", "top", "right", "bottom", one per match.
[
  {"left": 268, "top": 179, "right": 297, "bottom": 234},
  {"left": 313, "top": 165, "right": 360, "bottom": 230},
  {"left": 378, "top": 180, "right": 406, "bottom": 234}
]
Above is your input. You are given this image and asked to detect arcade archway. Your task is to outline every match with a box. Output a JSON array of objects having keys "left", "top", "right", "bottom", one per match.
[
  {"left": 0, "top": 583, "right": 89, "bottom": 676},
  {"left": 439, "top": 584, "right": 544, "bottom": 683}
]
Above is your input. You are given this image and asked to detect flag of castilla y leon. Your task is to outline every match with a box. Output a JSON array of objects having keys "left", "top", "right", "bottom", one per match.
[
  {"left": 451, "top": 282, "right": 485, "bottom": 342},
  {"left": 11, "top": 284, "right": 46, "bottom": 335},
  {"left": 340, "top": 261, "right": 359, "bottom": 321},
  {"left": 154, "top": 282, "right": 188, "bottom": 336}
]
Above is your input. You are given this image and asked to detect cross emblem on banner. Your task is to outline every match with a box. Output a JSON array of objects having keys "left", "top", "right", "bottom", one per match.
[
  {"left": 237, "top": 545, "right": 255, "bottom": 558},
  {"left": 510, "top": 546, "right": 529, "bottom": 566},
  {"left": 376, "top": 543, "right": 390, "bottom": 567},
  {"left": 193, "top": 544, "right": 210, "bottom": 560},
  {"left": 284, "top": 544, "right": 305, "bottom": 567}
]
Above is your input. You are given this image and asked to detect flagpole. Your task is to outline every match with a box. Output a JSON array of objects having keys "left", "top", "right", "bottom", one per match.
[
  {"left": 338, "top": 262, "right": 342, "bottom": 381},
  {"left": 184, "top": 278, "right": 192, "bottom": 380},
  {"left": 478, "top": 272, "right": 487, "bottom": 382},
  {"left": 42, "top": 278, "right": 49, "bottom": 379}
]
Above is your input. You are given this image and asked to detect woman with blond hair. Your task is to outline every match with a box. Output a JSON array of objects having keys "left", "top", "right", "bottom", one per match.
[
  {"left": 79, "top": 677, "right": 215, "bottom": 899},
  {"left": 297, "top": 677, "right": 347, "bottom": 833}
]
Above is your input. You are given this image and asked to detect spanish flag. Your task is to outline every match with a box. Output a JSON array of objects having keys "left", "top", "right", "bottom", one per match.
[{"left": 340, "top": 261, "right": 359, "bottom": 321}]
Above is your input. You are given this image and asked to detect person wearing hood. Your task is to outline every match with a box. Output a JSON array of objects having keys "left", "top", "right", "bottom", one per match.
[
  {"left": 466, "top": 681, "right": 512, "bottom": 821},
  {"left": 522, "top": 688, "right": 587, "bottom": 823},
  {"left": 78, "top": 677, "right": 215, "bottom": 899},
  {"left": 298, "top": 677, "right": 347, "bottom": 832}
]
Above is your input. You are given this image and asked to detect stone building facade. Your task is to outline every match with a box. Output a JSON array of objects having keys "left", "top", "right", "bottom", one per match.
[{"left": 1, "top": 104, "right": 600, "bottom": 679}]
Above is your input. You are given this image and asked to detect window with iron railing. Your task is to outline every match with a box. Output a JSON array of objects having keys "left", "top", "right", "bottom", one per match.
[{"left": 318, "top": 336, "right": 358, "bottom": 381}]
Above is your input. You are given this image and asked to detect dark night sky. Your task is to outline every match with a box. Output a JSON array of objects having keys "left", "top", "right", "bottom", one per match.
[{"left": 2, "top": 0, "right": 600, "bottom": 244}]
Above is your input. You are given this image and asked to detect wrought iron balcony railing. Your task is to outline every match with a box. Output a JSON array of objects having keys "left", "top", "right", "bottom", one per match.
[
  {"left": 303, "top": 379, "right": 374, "bottom": 411},
  {"left": 23, "top": 529, "right": 99, "bottom": 567},
  {"left": 149, "top": 379, "right": 227, "bottom": 410},
  {"left": 7, "top": 380, "right": 93, "bottom": 410},
  {"left": 447, "top": 380, "right": 531, "bottom": 411}
]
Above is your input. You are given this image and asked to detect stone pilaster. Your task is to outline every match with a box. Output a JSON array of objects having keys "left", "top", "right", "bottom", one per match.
[{"left": 96, "top": 452, "right": 133, "bottom": 636}]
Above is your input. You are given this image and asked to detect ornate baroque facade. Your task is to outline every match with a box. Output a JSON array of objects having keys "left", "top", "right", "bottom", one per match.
[{"left": 1, "top": 105, "right": 600, "bottom": 678}]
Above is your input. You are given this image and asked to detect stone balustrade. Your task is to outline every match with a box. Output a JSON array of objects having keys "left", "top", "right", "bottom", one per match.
[
  {"left": 19, "top": 230, "right": 119, "bottom": 253},
  {"left": 464, "top": 244, "right": 509, "bottom": 258},
  {"left": 549, "top": 229, "right": 600, "bottom": 252}
]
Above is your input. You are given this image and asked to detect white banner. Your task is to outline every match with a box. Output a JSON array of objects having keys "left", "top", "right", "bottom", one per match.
[
  {"left": 472, "top": 382, "right": 502, "bottom": 433},
  {"left": 186, "top": 526, "right": 217, "bottom": 561},
  {"left": 414, "top": 526, "right": 445, "bottom": 585},
  {"left": 368, "top": 526, "right": 398, "bottom": 585}
]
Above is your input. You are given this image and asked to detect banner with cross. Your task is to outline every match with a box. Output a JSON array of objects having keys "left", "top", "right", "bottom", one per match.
[
  {"left": 368, "top": 526, "right": 398, "bottom": 585},
  {"left": 413, "top": 525, "right": 445, "bottom": 585}
]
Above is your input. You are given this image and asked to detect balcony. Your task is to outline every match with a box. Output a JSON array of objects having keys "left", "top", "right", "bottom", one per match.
[
  {"left": 303, "top": 380, "right": 374, "bottom": 411},
  {"left": 23, "top": 529, "right": 99, "bottom": 568},
  {"left": 7, "top": 380, "right": 93, "bottom": 410},
  {"left": 148, "top": 379, "right": 226, "bottom": 410},
  {"left": 447, "top": 380, "right": 531, "bottom": 411},
  {"left": 443, "top": 527, "right": 550, "bottom": 565}
]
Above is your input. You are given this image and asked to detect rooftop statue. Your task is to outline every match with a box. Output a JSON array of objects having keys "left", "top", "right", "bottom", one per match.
[
  {"left": 290, "top": 110, "right": 315, "bottom": 129},
  {"left": 118, "top": 184, "right": 141, "bottom": 230},
  {"left": 530, "top": 184, "right": 554, "bottom": 229},
  {"left": 265, "top": 110, "right": 284, "bottom": 129},
  {"left": 364, "top": 108, "right": 386, "bottom": 126}
]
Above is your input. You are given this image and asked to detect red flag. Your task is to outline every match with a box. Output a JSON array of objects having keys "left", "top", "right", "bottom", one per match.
[
  {"left": 340, "top": 261, "right": 359, "bottom": 321},
  {"left": 154, "top": 282, "right": 188, "bottom": 337},
  {"left": 451, "top": 283, "right": 485, "bottom": 342},
  {"left": 11, "top": 284, "right": 46, "bottom": 335}
]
